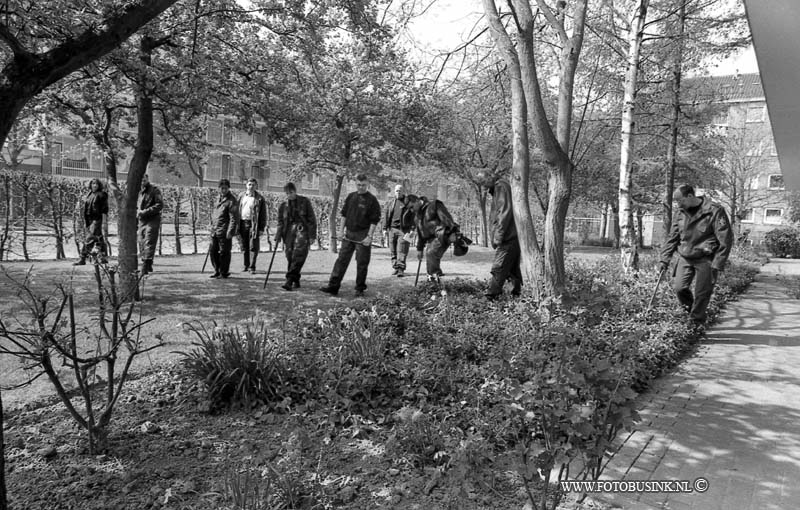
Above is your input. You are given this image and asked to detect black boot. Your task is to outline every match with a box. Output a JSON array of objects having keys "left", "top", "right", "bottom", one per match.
[
  {"left": 73, "top": 258, "right": 86, "bottom": 266},
  {"left": 281, "top": 279, "right": 293, "bottom": 291}
]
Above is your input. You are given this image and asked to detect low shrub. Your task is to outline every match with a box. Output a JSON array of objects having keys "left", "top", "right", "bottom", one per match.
[{"left": 764, "top": 227, "right": 800, "bottom": 258}]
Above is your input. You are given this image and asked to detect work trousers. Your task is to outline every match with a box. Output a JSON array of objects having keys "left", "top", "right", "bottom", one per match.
[
  {"left": 328, "top": 229, "right": 371, "bottom": 291},
  {"left": 81, "top": 219, "right": 106, "bottom": 259},
  {"left": 673, "top": 256, "right": 715, "bottom": 322},
  {"left": 138, "top": 218, "right": 161, "bottom": 261},
  {"left": 388, "top": 227, "right": 410, "bottom": 271},
  {"left": 487, "top": 238, "right": 523, "bottom": 295},
  {"left": 210, "top": 236, "right": 233, "bottom": 276},
  {"left": 284, "top": 224, "right": 310, "bottom": 284}
]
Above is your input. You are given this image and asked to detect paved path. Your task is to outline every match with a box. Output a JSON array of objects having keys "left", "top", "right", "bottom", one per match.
[{"left": 595, "top": 259, "right": 800, "bottom": 510}]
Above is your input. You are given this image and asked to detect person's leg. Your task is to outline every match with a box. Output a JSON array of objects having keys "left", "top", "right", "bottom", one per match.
[
  {"left": 425, "top": 237, "right": 448, "bottom": 277},
  {"left": 690, "top": 259, "right": 715, "bottom": 323},
  {"left": 250, "top": 234, "right": 260, "bottom": 270},
  {"left": 209, "top": 236, "right": 221, "bottom": 275},
  {"left": 354, "top": 242, "right": 372, "bottom": 292},
  {"left": 395, "top": 228, "right": 409, "bottom": 273},
  {"left": 388, "top": 230, "right": 399, "bottom": 270},
  {"left": 240, "top": 221, "right": 251, "bottom": 270},
  {"left": 289, "top": 228, "right": 310, "bottom": 285},
  {"left": 146, "top": 220, "right": 160, "bottom": 272},
  {"left": 220, "top": 237, "right": 232, "bottom": 276},
  {"left": 327, "top": 239, "right": 356, "bottom": 289},
  {"left": 487, "top": 241, "right": 514, "bottom": 295},
  {"left": 673, "top": 256, "right": 695, "bottom": 313}
]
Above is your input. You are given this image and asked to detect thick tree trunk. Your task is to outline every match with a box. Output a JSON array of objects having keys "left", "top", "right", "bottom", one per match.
[
  {"left": 618, "top": 0, "right": 649, "bottom": 273},
  {"left": 663, "top": 0, "right": 686, "bottom": 241},
  {"left": 190, "top": 189, "right": 198, "bottom": 254},
  {"left": 544, "top": 163, "right": 572, "bottom": 293},
  {"left": 329, "top": 173, "right": 344, "bottom": 254},
  {"left": 173, "top": 189, "right": 182, "bottom": 255},
  {"left": 0, "top": 0, "right": 179, "bottom": 154},
  {"left": 0, "top": 174, "right": 10, "bottom": 261}
]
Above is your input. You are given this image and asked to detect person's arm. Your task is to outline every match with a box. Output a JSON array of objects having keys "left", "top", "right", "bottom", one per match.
[
  {"left": 139, "top": 188, "right": 164, "bottom": 220},
  {"left": 659, "top": 217, "right": 681, "bottom": 271},
  {"left": 494, "top": 185, "right": 512, "bottom": 246},
  {"left": 305, "top": 198, "right": 318, "bottom": 240},
  {"left": 711, "top": 207, "right": 734, "bottom": 271},
  {"left": 257, "top": 197, "right": 267, "bottom": 234},
  {"left": 339, "top": 194, "right": 349, "bottom": 241},
  {"left": 275, "top": 203, "right": 285, "bottom": 243},
  {"left": 226, "top": 199, "right": 239, "bottom": 239}
]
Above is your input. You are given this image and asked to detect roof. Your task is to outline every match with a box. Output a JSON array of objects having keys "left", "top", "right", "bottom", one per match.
[{"left": 684, "top": 73, "right": 765, "bottom": 104}]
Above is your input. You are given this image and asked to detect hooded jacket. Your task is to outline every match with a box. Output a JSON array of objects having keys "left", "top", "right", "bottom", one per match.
[
  {"left": 660, "top": 197, "right": 734, "bottom": 271},
  {"left": 414, "top": 198, "right": 458, "bottom": 251},
  {"left": 489, "top": 178, "right": 517, "bottom": 246}
]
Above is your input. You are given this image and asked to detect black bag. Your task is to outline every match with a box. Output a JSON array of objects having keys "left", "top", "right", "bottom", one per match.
[{"left": 453, "top": 233, "right": 472, "bottom": 256}]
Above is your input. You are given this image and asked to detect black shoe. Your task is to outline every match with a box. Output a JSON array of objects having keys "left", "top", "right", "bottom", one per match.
[
  {"left": 249, "top": 268, "right": 256, "bottom": 274},
  {"left": 73, "top": 259, "right": 86, "bottom": 266},
  {"left": 209, "top": 273, "right": 220, "bottom": 279},
  {"left": 484, "top": 291, "right": 501, "bottom": 300},
  {"left": 281, "top": 281, "right": 293, "bottom": 291},
  {"left": 220, "top": 273, "right": 230, "bottom": 279},
  {"left": 437, "top": 270, "right": 445, "bottom": 277},
  {"left": 354, "top": 289, "right": 365, "bottom": 297},
  {"left": 292, "top": 281, "right": 300, "bottom": 289},
  {"left": 319, "top": 286, "right": 339, "bottom": 296},
  {"left": 426, "top": 274, "right": 440, "bottom": 284},
  {"left": 242, "top": 267, "right": 250, "bottom": 272},
  {"left": 396, "top": 269, "right": 405, "bottom": 277}
]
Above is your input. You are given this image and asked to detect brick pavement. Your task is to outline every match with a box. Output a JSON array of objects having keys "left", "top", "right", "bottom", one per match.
[{"left": 593, "top": 260, "right": 800, "bottom": 510}]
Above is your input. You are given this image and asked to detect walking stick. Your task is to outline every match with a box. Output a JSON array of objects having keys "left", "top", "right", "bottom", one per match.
[
  {"left": 645, "top": 269, "right": 666, "bottom": 313},
  {"left": 263, "top": 242, "right": 279, "bottom": 290},
  {"left": 414, "top": 257, "right": 423, "bottom": 287},
  {"left": 200, "top": 242, "right": 211, "bottom": 273}
]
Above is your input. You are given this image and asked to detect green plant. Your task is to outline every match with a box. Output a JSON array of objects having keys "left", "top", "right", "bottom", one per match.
[
  {"left": 764, "top": 227, "right": 800, "bottom": 258},
  {"left": 179, "top": 320, "right": 286, "bottom": 410},
  {"left": 386, "top": 406, "right": 448, "bottom": 468}
]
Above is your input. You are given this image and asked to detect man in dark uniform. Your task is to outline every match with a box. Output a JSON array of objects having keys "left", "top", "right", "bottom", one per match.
[
  {"left": 407, "top": 194, "right": 459, "bottom": 284},
  {"left": 137, "top": 173, "right": 163, "bottom": 274},
  {"left": 75, "top": 178, "right": 109, "bottom": 265},
  {"left": 383, "top": 184, "right": 414, "bottom": 277},
  {"left": 320, "top": 173, "right": 381, "bottom": 296},
  {"left": 209, "top": 179, "right": 239, "bottom": 279},
  {"left": 477, "top": 171, "right": 522, "bottom": 298},
  {"left": 237, "top": 178, "right": 267, "bottom": 274},
  {"left": 275, "top": 182, "right": 317, "bottom": 291},
  {"left": 660, "top": 184, "right": 734, "bottom": 325}
]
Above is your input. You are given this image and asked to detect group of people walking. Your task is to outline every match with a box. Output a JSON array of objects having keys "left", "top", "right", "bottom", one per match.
[{"left": 73, "top": 172, "right": 733, "bottom": 325}]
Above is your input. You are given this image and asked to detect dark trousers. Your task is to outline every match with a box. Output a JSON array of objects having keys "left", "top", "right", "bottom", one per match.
[
  {"left": 424, "top": 236, "right": 451, "bottom": 276},
  {"left": 80, "top": 219, "right": 106, "bottom": 259},
  {"left": 328, "top": 230, "right": 371, "bottom": 291},
  {"left": 388, "top": 228, "right": 410, "bottom": 271},
  {"left": 239, "top": 220, "right": 260, "bottom": 270},
  {"left": 210, "top": 236, "right": 233, "bottom": 276},
  {"left": 488, "top": 238, "right": 522, "bottom": 295},
  {"left": 284, "top": 224, "right": 310, "bottom": 284},
  {"left": 138, "top": 218, "right": 160, "bottom": 261},
  {"left": 673, "top": 256, "right": 715, "bottom": 322}
]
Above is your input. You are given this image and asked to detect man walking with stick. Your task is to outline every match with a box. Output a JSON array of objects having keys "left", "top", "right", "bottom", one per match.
[
  {"left": 137, "top": 174, "right": 163, "bottom": 275},
  {"left": 275, "top": 182, "right": 317, "bottom": 291},
  {"left": 659, "top": 184, "right": 734, "bottom": 327},
  {"left": 319, "top": 174, "right": 381, "bottom": 297},
  {"left": 383, "top": 184, "right": 414, "bottom": 277},
  {"left": 208, "top": 179, "right": 239, "bottom": 279}
]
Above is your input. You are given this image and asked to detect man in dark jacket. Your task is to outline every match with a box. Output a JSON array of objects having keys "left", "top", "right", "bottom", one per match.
[
  {"left": 237, "top": 178, "right": 268, "bottom": 274},
  {"left": 137, "top": 174, "right": 163, "bottom": 274},
  {"left": 209, "top": 179, "right": 239, "bottom": 279},
  {"left": 383, "top": 184, "right": 414, "bottom": 277},
  {"left": 478, "top": 172, "right": 522, "bottom": 298},
  {"left": 407, "top": 194, "right": 459, "bottom": 284},
  {"left": 660, "top": 184, "right": 734, "bottom": 325},
  {"left": 320, "top": 173, "right": 381, "bottom": 296},
  {"left": 75, "top": 178, "right": 109, "bottom": 266},
  {"left": 275, "top": 182, "right": 317, "bottom": 291}
]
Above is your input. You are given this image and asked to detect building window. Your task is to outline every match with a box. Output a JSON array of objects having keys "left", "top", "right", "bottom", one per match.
[
  {"left": 302, "top": 172, "right": 320, "bottom": 191},
  {"left": 745, "top": 104, "right": 765, "bottom": 123},
  {"left": 739, "top": 208, "right": 754, "bottom": 223},
  {"left": 254, "top": 127, "right": 268, "bottom": 147},
  {"left": 747, "top": 175, "right": 759, "bottom": 190},
  {"left": 207, "top": 120, "right": 223, "bottom": 145},
  {"left": 221, "top": 155, "right": 232, "bottom": 179},
  {"left": 222, "top": 124, "right": 233, "bottom": 146},
  {"left": 746, "top": 141, "right": 763, "bottom": 157},
  {"left": 764, "top": 208, "right": 783, "bottom": 224},
  {"left": 712, "top": 110, "right": 729, "bottom": 126},
  {"left": 768, "top": 174, "right": 785, "bottom": 190}
]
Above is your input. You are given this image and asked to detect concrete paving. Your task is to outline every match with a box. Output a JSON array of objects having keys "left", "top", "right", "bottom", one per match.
[{"left": 595, "top": 259, "right": 800, "bottom": 510}]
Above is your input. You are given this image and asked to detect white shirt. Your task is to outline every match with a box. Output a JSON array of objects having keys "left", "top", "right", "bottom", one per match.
[{"left": 241, "top": 195, "right": 255, "bottom": 220}]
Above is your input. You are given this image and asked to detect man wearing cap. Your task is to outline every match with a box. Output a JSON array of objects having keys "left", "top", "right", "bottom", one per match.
[
  {"left": 209, "top": 179, "right": 239, "bottom": 279},
  {"left": 406, "top": 194, "right": 459, "bottom": 284},
  {"left": 137, "top": 173, "right": 163, "bottom": 275},
  {"left": 660, "top": 184, "right": 734, "bottom": 326},
  {"left": 383, "top": 184, "right": 414, "bottom": 277}
]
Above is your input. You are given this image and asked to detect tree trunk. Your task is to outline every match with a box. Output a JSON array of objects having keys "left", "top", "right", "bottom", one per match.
[
  {"left": 190, "top": 189, "right": 198, "bottom": 254},
  {"left": 0, "top": 174, "right": 10, "bottom": 261},
  {"left": 21, "top": 174, "right": 29, "bottom": 261},
  {"left": 636, "top": 208, "right": 644, "bottom": 248},
  {"left": 118, "top": 35, "right": 157, "bottom": 301},
  {"left": 663, "top": 0, "right": 686, "bottom": 241},
  {"left": 328, "top": 173, "right": 345, "bottom": 254},
  {"left": 600, "top": 206, "right": 608, "bottom": 241},
  {"left": 173, "top": 188, "right": 182, "bottom": 255},
  {"left": 618, "top": 0, "right": 650, "bottom": 273},
  {"left": 0, "top": 0, "right": 179, "bottom": 154},
  {"left": 544, "top": 164, "right": 572, "bottom": 293}
]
